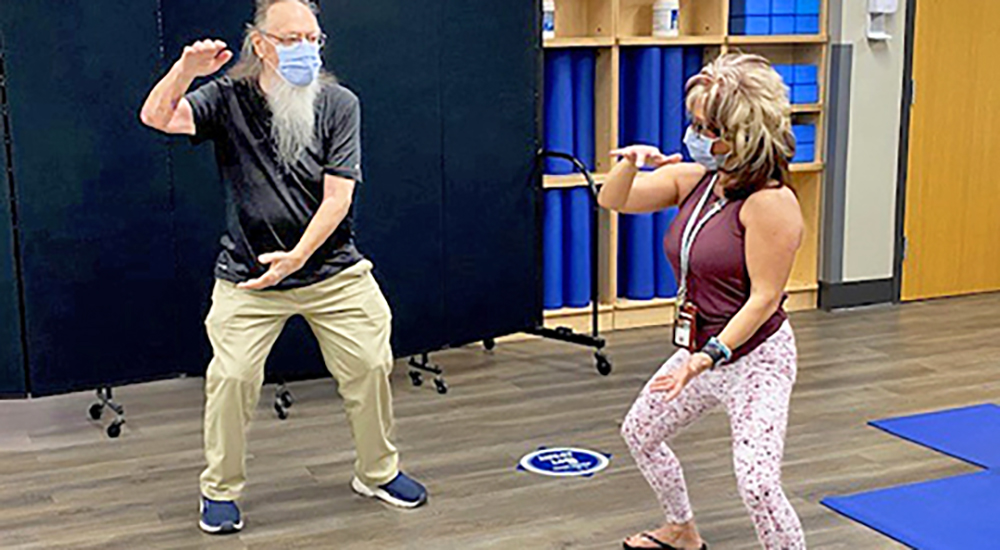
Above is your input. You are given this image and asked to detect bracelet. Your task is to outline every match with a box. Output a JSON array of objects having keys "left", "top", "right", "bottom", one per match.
[{"left": 701, "top": 337, "right": 733, "bottom": 367}]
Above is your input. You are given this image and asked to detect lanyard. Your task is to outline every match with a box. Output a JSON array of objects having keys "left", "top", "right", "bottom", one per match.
[{"left": 678, "top": 174, "right": 727, "bottom": 305}]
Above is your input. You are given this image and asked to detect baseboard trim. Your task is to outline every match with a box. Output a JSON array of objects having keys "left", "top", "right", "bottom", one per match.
[{"left": 819, "top": 278, "right": 895, "bottom": 310}]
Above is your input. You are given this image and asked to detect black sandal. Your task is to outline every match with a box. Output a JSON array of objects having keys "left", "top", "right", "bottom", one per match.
[{"left": 622, "top": 532, "right": 709, "bottom": 550}]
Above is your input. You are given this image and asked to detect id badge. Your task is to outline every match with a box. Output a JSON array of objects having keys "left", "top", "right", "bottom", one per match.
[{"left": 673, "top": 302, "right": 699, "bottom": 351}]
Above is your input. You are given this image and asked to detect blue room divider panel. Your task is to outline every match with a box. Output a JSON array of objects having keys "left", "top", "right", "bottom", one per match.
[
  {"left": 439, "top": 0, "right": 541, "bottom": 346},
  {"left": 1, "top": 0, "right": 182, "bottom": 396},
  {"left": 0, "top": 44, "right": 26, "bottom": 396}
]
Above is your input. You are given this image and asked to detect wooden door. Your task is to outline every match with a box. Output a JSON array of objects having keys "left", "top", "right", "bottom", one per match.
[{"left": 902, "top": 0, "right": 1000, "bottom": 300}]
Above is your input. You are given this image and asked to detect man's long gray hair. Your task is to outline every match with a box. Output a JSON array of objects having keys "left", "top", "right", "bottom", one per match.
[{"left": 228, "top": 0, "right": 333, "bottom": 169}]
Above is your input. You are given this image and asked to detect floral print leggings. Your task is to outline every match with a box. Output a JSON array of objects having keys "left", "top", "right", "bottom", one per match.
[{"left": 621, "top": 321, "right": 806, "bottom": 549}]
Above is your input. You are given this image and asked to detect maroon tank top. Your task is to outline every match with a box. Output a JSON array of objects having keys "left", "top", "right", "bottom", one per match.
[{"left": 664, "top": 173, "right": 787, "bottom": 360}]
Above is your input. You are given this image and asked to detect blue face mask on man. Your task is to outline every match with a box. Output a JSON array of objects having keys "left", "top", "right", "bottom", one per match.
[
  {"left": 683, "top": 125, "right": 729, "bottom": 171},
  {"left": 273, "top": 40, "right": 322, "bottom": 87}
]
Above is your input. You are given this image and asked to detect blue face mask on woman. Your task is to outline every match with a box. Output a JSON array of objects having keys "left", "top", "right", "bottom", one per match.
[
  {"left": 684, "top": 125, "right": 729, "bottom": 171},
  {"left": 274, "top": 40, "right": 322, "bottom": 87}
]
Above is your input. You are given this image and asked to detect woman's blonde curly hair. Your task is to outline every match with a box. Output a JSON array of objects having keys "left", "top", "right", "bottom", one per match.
[{"left": 685, "top": 53, "right": 796, "bottom": 199}]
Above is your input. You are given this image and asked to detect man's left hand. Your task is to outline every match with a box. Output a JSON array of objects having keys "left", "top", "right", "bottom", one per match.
[{"left": 237, "top": 251, "right": 306, "bottom": 291}]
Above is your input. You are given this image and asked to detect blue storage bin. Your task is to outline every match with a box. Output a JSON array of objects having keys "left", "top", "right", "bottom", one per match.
[
  {"left": 731, "top": 0, "right": 747, "bottom": 17},
  {"left": 772, "top": 15, "right": 795, "bottom": 34},
  {"left": 794, "top": 64, "right": 819, "bottom": 84},
  {"left": 793, "top": 124, "right": 816, "bottom": 145},
  {"left": 795, "top": 14, "right": 820, "bottom": 34},
  {"left": 747, "top": 0, "right": 771, "bottom": 15},
  {"left": 730, "top": 16, "right": 747, "bottom": 35},
  {"left": 793, "top": 142, "right": 816, "bottom": 163},
  {"left": 772, "top": 0, "right": 796, "bottom": 15},
  {"left": 774, "top": 64, "right": 795, "bottom": 86},
  {"left": 795, "top": 0, "right": 821, "bottom": 15},
  {"left": 746, "top": 16, "right": 771, "bottom": 35},
  {"left": 793, "top": 83, "right": 819, "bottom": 104}
]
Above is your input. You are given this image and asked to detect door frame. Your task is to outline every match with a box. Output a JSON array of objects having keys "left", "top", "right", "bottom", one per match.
[{"left": 891, "top": 0, "right": 918, "bottom": 302}]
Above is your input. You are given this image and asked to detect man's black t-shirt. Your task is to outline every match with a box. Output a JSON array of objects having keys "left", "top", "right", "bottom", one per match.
[{"left": 186, "top": 76, "right": 364, "bottom": 290}]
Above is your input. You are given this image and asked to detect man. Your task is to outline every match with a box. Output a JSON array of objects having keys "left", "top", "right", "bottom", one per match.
[{"left": 140, "top": 0, "right": 427, "bottom": 534}]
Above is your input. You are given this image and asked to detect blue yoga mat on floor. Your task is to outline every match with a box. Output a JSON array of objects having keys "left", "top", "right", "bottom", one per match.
[
  {"left": 822, "top": 471, "right": 1000, "bottom": 550},
  {"left": 870, "top": 403, "right": 1000, "bottom": 469}
]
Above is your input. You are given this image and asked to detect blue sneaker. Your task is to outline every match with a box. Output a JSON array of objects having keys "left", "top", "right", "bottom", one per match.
[
  {"left": 351, "top": 472, "right": 428, "bottom": 509},
  {"left": 199, "top": 497, "right": 243, "bottom": 534}
]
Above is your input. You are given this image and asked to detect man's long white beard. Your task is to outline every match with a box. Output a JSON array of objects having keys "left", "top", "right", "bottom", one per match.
[{"left": 267, "top": 76, "right": 321, "bottom": 169}]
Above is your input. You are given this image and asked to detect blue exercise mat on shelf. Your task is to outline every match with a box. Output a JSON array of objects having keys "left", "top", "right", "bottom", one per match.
[
  {"left": 543, "top": 189, "right": 565, "bottom": 309},
  {"left": 822, "top": 471, "right": 1000, "bottom": 550},
  {"left": 654, "top": 208, "right": 679, "bottom": 298},
  {"left": 563, "top": 187, "right": 592, "bottom": 308},
  {"left": 619, "top": 214, "right": 655, "bottom": 300},
  {"left": 661, "top": 48, "right": 685, "bottom": 156},
  {"left": 870, "top": 403, "right": 1000, "bottom": 469},
  {"left": 572, "top": 50, "right": 596, "bottom": 171},
  {"left": 544, "top": 51, "right": 575, "bottom": 175}
]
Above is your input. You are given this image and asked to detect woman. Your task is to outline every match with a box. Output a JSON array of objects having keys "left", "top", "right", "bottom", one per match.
[{"left": 599, "top": 53, "right": 806, "bottom": 550}]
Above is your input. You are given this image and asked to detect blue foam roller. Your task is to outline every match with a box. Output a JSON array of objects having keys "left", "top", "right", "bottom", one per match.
[
  {"left": 772, "top": 15, "right": 795, "bottom": 34},
  {"left": 793, "top": 142, "right": 815, "bottom": 163},
  {"left": 795, "top": 64, "right": 819, "bottom": 84},
  {"left": 793, "top": 83, "right": 819, "bottom": 104},
  {"left": 621, "top": 213, "right": 656, "bottom": 300},
  {"left": 633, "top": 47, "right": 663, "bottom": 147},
  {"left": 772, "top": 0, "right": 795, "bottom": 15},
  {"left": 563, "top": 187, "right": 592, "bottom": 308},
  {"left": 795, "top": 14, "right": 820, "bottom": 34},
  {"left": 543, "top": 189, "right": 565, "bottom": 309},
  {"left": 683, "top": 46, "right": 704, "bottom": 83},
  {"left": 572, "top": 50, "right": 596, "bottom": 171},
  {"left": 681, "top": 47, "right": 704, "bottom": 161},
  {"left": 544, "top": 51, "right": 576, "bottom": 174},
  {"left": 730, "top": 17, "right": 747, "bottom": 35},
  {"left": 730, "top": 0, "right": 747, "bottom": 17},
  {"left": 661, "top": 48, "right": 685, "bottom": 155},
  {"left": 795, "top": 0, "right": 820, "bottom": 15},
  {"left": 746, "top": 16, "right": 771, "bottom": 35},
  {"left": 746, "top": 0, "right": 771, "bottom": 15},
  {"left": 793, "top": 124, "right": 816, "bottom": 144},
  {"left": 654, "top": 207, "right": 679, "bottom": 298}
]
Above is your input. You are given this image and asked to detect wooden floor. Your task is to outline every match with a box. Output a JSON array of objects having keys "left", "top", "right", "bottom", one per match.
[{"left": 2, "top": 293, "right": 999, "bottom": 549}]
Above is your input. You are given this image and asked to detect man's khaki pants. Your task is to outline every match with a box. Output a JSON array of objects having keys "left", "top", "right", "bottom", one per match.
[{"left": 199, "top": 260, "right": 399, "bottom": 501}]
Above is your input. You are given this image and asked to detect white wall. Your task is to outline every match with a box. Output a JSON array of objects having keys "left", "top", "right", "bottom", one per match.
[{"left": 834, "top": 0, "right": 908, "bottom": 282}]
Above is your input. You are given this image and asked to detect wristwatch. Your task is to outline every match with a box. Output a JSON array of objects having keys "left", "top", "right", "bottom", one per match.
[{"left": 701, "top": 337, "right": 732, "bottom": 368}]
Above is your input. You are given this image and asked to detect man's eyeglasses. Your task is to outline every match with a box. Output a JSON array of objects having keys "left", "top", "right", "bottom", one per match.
[{"left": 260, "top": 30, "right": 327, "bottom": 49}]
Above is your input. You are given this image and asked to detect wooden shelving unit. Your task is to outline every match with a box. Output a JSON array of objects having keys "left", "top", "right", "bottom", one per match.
[{"left": 542, "top": 0, "right": 829, "bottom": 331}]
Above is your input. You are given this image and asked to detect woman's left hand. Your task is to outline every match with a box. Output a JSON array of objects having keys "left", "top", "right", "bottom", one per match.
[{"left": 650, "top": 352, "right": 714, "bottom": 401}]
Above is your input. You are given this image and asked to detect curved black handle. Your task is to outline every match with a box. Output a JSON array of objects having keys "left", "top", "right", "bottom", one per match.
[{"left": 537, "top": 150, "right": 600, "bottom": 199}]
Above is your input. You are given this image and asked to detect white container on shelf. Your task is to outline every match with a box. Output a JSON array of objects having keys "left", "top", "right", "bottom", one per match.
[
  {"left": 652, "top": 0, "right": 681, "bottom": 37},
  {"left": 543, "top": 0, "right": 557, "bottom": 40}
]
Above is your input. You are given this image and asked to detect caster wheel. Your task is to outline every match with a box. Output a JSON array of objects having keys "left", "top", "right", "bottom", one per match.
[
  {"left": 595, "top": 353, "right": 612, "bottom": 376},
  {"left": 107, "top": 421, "right": 123, "bottom": 438},
  {"left": 89, "top": 403, "right": 104, "bottom": 421},
  {"left": 483, "top": 338, "right": 496, "bottom": 352},
  {"left": 279, "top": 392, "right": 294, "bottom": 409},
  {"left": 434, "top": 378, "right": 449, "bottom": 395},
  {"left": 274, "top": 402, "right": 289, "bottom": 420},
  {"left": 409, "top": 371, "right": 424, "bottom": 387}
]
